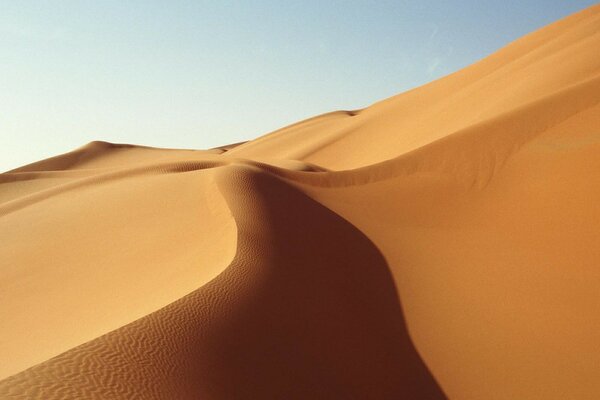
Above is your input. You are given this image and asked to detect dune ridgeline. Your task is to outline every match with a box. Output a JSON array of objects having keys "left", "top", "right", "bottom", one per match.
[{"left": 1, "top": 4, "right": 600, "bottom": 399}]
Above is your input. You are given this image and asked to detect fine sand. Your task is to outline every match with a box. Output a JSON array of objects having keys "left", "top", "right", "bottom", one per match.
[{"left": 1, "top": 4, "right": 599, "bottom": 399}]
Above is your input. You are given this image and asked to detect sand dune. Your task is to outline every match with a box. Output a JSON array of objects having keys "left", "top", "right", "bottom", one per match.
[{"left": 1, "top": 4, "right": 599, "bottom": 399}]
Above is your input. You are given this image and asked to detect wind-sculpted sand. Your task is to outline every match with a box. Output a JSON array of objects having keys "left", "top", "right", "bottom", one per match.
[{"left": 1, "top": 4, "right": 599, "bottom": 399}]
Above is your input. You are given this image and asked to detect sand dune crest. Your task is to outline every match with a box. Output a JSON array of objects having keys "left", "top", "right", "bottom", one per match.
[{"left": 1, "top": 4, "right": 600, "bottom": 399}]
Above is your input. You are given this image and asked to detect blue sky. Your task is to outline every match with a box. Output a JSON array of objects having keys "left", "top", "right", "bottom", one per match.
[{"left": 1, "top": 0, "right": 597, "bottom": 171}]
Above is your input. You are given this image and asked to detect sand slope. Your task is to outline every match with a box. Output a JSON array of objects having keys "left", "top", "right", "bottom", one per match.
[{"left": 1, "top": 4, "right": 600, "bottom": 399}]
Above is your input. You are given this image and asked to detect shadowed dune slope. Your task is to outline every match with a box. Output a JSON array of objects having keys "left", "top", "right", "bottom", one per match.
[{"left": 1, "top": 4, "right": 600, "bottom": 399}]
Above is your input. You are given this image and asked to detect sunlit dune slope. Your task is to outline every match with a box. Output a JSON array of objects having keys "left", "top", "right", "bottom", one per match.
[
  {"left": 1, "top": 4, "right": 599, "bottom": 399},
  {"left": 226, "top": 4, "right": 600, "bottom": 170}
]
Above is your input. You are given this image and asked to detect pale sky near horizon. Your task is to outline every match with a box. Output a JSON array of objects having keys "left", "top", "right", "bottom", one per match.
[{"left": 1, "top": 1, "right": 597, "bottom": 171}]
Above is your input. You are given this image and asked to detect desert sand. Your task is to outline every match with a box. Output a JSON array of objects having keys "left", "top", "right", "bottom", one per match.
[{"left": 1, "top": 4, "right": 600, "bottom": 399}]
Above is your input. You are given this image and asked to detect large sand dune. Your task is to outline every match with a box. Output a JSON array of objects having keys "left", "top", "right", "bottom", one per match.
[{"left": 1, "top": 4, "right": 599, "bottom": 399}]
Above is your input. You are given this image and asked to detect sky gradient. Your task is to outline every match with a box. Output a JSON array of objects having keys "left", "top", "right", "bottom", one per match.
[{"left": 1, "top": 0, "right": 597, "bottom": 171}]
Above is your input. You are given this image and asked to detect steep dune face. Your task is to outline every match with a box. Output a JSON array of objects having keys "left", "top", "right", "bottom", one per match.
[
  {"left": 1, "top": 4, "right": 600, "bottom": 399},
  {"left": 298, "top": 103, "right": 600, "bottom": 399}
]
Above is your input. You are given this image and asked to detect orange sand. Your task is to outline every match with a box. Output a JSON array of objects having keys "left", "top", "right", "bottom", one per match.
[{"left": 1, "top": 4, "right": 599, "bottom": 399}]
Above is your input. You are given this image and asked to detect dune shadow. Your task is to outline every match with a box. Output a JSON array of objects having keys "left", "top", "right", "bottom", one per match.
[{"left": 205, "top": 167, "right": 447, "bottom": 399}]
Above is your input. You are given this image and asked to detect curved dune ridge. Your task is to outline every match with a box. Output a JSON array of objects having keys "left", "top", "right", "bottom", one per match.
[{"left": 1, "top": 4, "right": 599, "bottom": 399}]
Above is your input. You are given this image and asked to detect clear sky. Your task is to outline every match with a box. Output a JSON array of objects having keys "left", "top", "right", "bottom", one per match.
[{"left": 1, "top": 0, "right": 597, "bottom": 171}]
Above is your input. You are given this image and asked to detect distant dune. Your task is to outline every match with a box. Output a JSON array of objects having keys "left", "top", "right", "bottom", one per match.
[{"left": 1, "top": 4, "right": 599, "bottom": 399}]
